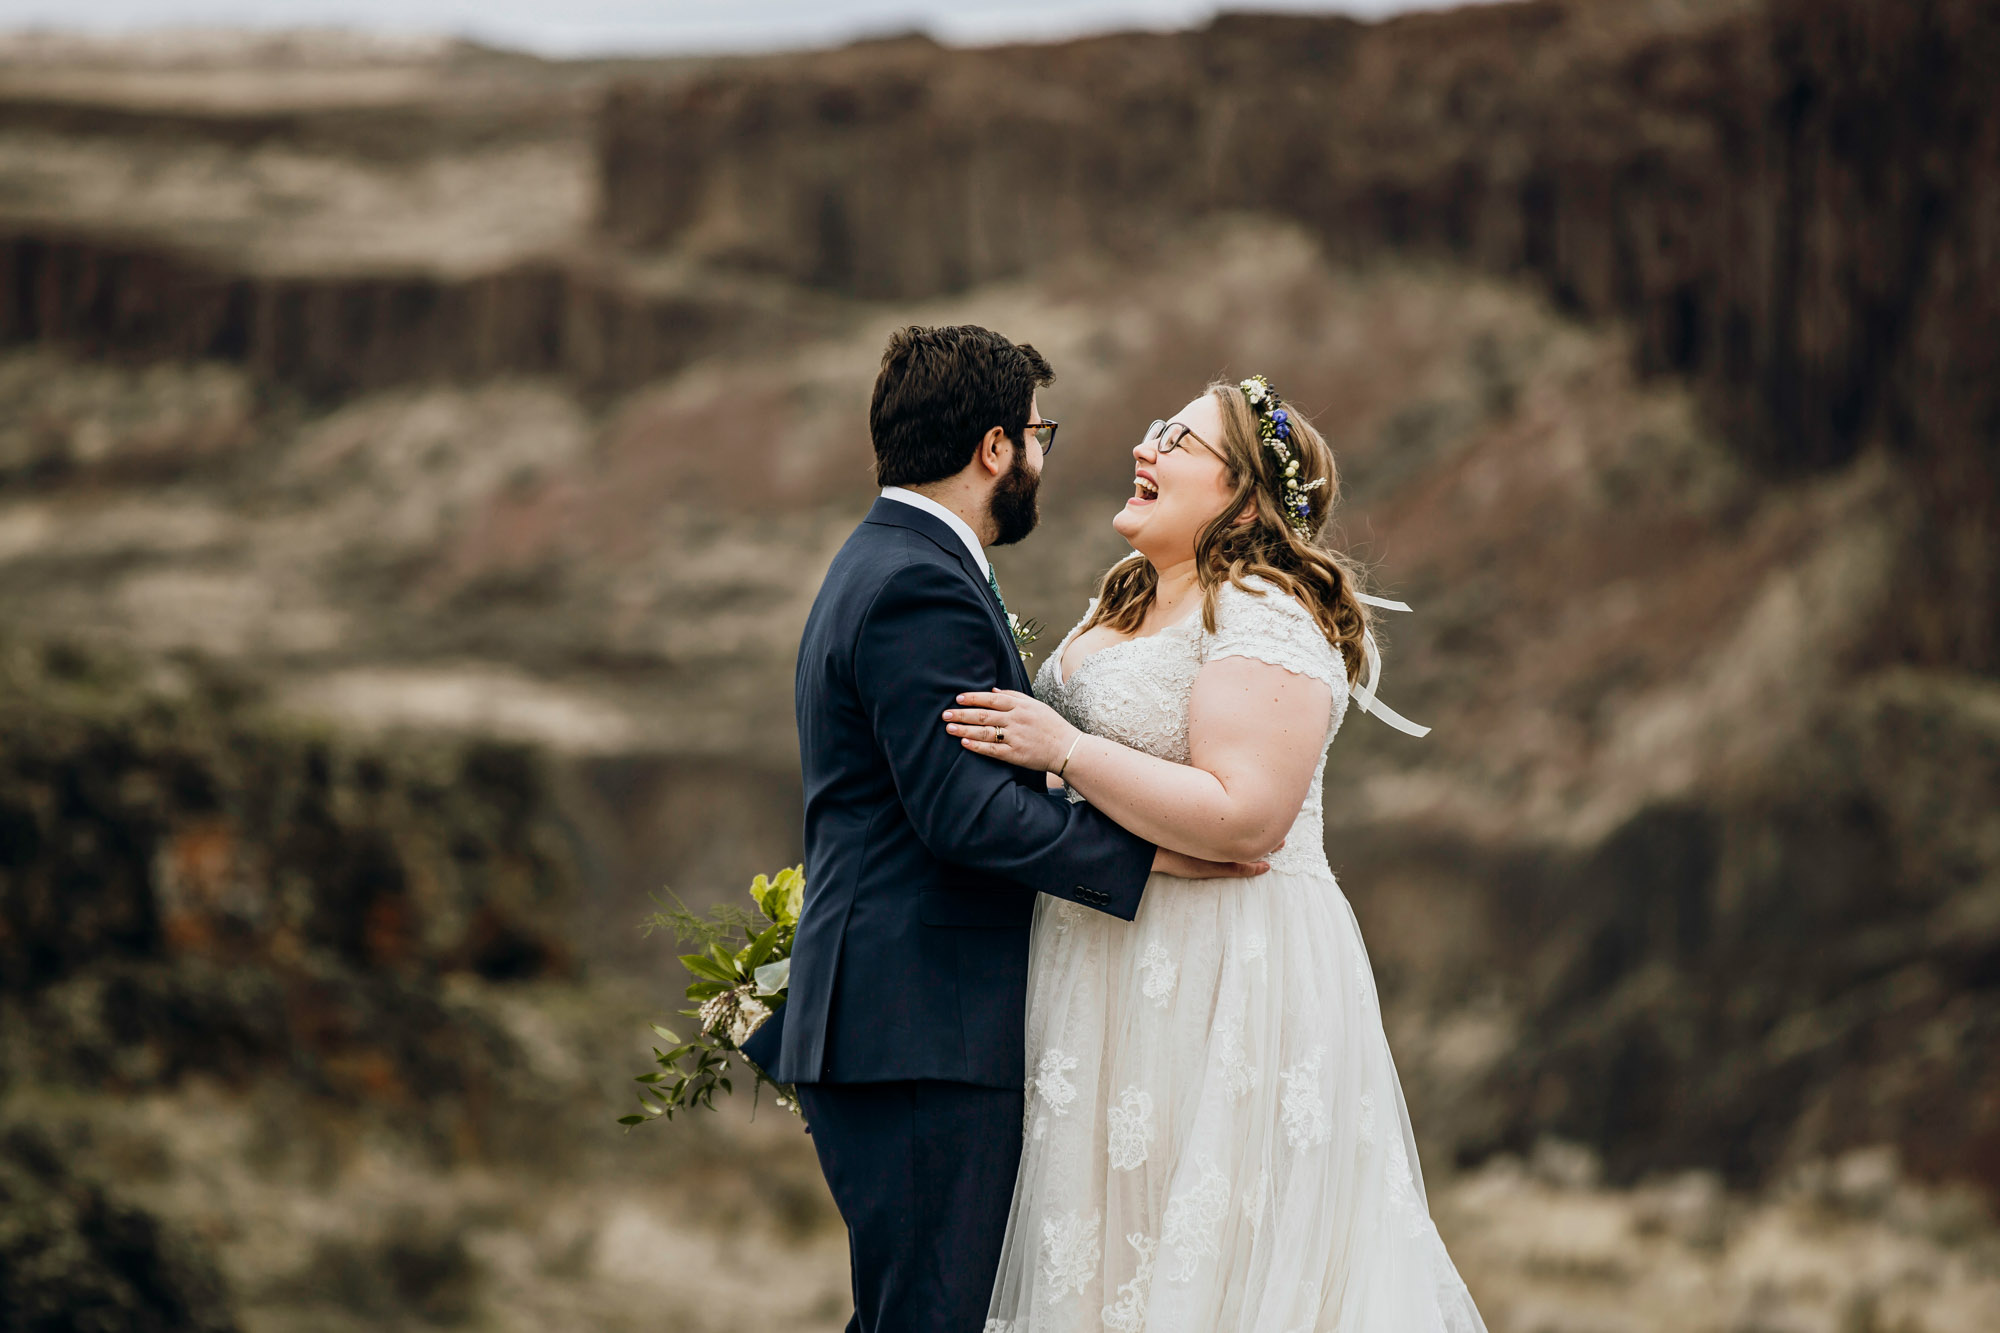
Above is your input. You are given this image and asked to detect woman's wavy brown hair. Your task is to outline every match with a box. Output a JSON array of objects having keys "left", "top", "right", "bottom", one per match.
[{"left": 1080, "top": 380, "right": 1373, "bottom": 685}]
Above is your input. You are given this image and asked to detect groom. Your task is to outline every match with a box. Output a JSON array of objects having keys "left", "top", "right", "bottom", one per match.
[{"left": 743, "top": 325, "right": 1258, "bottom": 1331}]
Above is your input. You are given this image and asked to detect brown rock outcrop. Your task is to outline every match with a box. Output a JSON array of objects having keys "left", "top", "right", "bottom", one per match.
[
  {"left": 0, "top": 232, "right": 839, "bottom": 397},
  {"left": 600, "top": 0, "right": 1997, "bottom": 668},
  {"left": 1469, "top": 671, "right": 2000, "bottom": 1193},
  {"left": 0, "top": 642, "right": 578, "bottom": 1098}
]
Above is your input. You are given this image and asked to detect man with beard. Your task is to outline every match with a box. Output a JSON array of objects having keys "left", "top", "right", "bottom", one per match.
[{"left": 742, "top": 325, "right": 1266, "bottom": 1332}]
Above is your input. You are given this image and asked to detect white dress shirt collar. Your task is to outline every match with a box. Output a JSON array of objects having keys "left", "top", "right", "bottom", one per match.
[{"left": 879, "top": 486, "right": 990, "bottom": 579}]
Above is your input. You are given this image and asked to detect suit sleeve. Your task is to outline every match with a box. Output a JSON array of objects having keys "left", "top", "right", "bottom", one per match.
[{"left": 855, "top": 559, "right": 1156, "bottom": 919}]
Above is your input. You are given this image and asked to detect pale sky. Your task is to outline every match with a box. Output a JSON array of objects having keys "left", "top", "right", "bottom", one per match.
[{"left": 0, "top": 1, "right": 1500, "bottom": 57}]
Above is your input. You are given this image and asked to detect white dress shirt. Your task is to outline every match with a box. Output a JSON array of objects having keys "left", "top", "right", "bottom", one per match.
[{"left": 879, "top": 486, "right": 990, "bottom": 579}]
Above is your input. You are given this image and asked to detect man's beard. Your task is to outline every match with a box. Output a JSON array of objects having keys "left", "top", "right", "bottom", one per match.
[{"left": 987, "top": 447, "right": 1042, "bottom": 547}]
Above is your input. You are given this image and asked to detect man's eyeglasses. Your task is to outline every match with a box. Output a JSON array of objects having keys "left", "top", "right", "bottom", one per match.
[
  {"left": 1024, "top": 419, "right": 1059, "bottom": 456},
  {"left": 1142, "top": 419, "right": 1216, "bottom": 457}
]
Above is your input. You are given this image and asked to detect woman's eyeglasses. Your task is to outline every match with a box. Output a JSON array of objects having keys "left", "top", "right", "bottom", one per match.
[{"left": 1142, "top": 419, "right": 1216, "bottom": 457}]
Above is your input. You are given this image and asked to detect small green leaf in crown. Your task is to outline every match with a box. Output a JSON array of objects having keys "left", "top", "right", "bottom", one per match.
[{"left": 1240, "top": 375, "right": 1327, "bottom": 537}]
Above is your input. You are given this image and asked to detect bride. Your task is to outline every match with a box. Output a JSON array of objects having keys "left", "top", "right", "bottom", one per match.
[{"left": 941, "top": 377, "right": 1487, "bottom": 1332}]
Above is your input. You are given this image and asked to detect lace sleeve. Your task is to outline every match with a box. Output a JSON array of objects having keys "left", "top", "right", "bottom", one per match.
[{"left": 1201, "top": 578, "right": 1348, "bottom": 695}]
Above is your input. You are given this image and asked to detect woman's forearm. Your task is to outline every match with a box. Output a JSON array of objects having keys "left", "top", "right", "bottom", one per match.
[{"left": 1060, "top": 733, "right": 1288, "bottom": 864}]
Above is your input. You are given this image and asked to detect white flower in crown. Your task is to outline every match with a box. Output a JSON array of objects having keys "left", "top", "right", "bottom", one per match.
[{"left": 1240, "top": 376, "right": 1270, "bottom": 405}]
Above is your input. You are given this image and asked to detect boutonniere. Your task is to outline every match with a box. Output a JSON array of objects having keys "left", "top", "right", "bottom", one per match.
[{"left": 1008, "top": 612, "right": 1043, "bottom": 667}]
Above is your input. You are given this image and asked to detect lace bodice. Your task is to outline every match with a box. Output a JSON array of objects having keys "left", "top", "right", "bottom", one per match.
[{"left": 1033, "top": 576, "right": 1350, "bottom": 877}]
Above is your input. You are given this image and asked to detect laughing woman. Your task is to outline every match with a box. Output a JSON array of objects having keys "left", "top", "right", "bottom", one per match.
[{"left": 944, "top": 379, "right": 1486, "bottom": 1332}]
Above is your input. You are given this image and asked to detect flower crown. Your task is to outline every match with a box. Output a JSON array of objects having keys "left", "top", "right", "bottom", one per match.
[{"left": 1239, "top": 376, "right": 1325, "bottom": 536}]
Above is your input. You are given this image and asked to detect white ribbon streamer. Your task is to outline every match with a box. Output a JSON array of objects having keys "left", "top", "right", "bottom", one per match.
[{"left": 1350, "top": 593, "right": 1430, "bottom": 738}]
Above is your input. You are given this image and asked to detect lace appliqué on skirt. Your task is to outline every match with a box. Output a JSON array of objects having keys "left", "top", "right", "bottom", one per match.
[
  {"left": 1106, "top": 1086, "right": 1155, "bottom": 1171},
  {"left": 1160, "top": 1155, "right": 1231, "bottom": 1284},
  {"left": 1099, "top": 1232, "right": 1159, "bottom": 1333},
  {"left": 1039, "top": 1211, "right": 1102, "bottom": 1301}
]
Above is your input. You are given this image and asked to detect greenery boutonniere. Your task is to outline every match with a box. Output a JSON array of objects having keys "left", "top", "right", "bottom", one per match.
[{"left": 1008, "top": 612, "right": 1043, "bottom": 667}]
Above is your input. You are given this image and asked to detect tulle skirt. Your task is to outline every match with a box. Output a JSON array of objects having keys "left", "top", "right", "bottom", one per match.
[{"left": 984, "top": 867, "right": 1488, "bottom": 1333}]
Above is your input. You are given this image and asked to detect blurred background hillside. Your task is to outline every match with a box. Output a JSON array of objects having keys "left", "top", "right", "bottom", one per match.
[{"left": 0, "top": 1, "right": 1996, "bottom": 1329}]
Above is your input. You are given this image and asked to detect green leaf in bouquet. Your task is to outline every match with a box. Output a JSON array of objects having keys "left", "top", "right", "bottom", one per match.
[
  {"left": 706, "top": 942, "right": 740, "bottom": 976},
  {"left": 680, "top": 952, "right": 736, "bottom": 983},
  {"left": 650, "top": 1026, "right": 680, "bottom": 1045},
  {"left": 776, "top": 865, "right": 805, "bottom": 926},
  {"left": 684, "top": 980, "right": 729, "bottom": 1001},
  {"left": 618, "top": 1115, "right": 646, "bottom": 1126},
  {"left": 752, "top": 865, "right": 805, "bottom": 926},
  {"left": 741, "top": 920, "right": 785, "bottom": 970}
]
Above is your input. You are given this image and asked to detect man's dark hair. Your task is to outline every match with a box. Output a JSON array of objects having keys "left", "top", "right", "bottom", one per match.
[{"left": 870, "top": 325, "right": 1054, "bottom": 488}]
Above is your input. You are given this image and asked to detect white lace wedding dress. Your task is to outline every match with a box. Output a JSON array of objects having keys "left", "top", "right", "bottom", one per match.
[{"left": 985, "top": 577, "right": 1487, "bottom": 1333}]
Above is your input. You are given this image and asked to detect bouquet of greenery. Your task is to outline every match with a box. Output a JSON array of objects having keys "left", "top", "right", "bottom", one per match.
[{"left": 620, "top": 865, "right": 803, "bottom": 1126}]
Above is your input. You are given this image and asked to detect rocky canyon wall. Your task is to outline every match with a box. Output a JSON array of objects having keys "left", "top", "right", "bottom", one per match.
[
  {"left": 0, "top": 233, "right": 842, "bottom": 397},
  {"left": 601, "top": 0, "right": 1997, "bottom": 667},
  {"left": 5, "top": 0, "right": 1989, "bottom": 663}
]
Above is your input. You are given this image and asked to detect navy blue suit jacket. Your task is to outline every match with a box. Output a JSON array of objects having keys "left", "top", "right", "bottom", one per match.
[{"left": 746, "top": 497, "right": 1155, "bottom": 1088}]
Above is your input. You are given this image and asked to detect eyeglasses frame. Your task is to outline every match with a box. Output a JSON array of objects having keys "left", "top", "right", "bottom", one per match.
[{"left": 1144, "top": 418, "right": 1222, "bottom": 460}]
